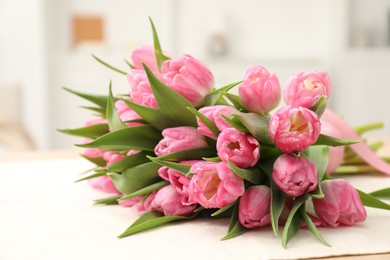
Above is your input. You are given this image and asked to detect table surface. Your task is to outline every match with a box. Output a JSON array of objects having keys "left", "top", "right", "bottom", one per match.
[{"left": 1, "top": 149, "right": 390, "bottom": 260}]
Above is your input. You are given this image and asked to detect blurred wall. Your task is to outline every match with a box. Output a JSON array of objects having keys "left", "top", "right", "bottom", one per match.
[{"left": 1, "top": 0, "right": 390, "bottom": 150}]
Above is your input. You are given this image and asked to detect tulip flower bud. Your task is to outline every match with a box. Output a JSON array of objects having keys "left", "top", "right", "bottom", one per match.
[
  {"left": 161, "top": 54, "right": 214, "bottom": 106},
  {"left": 283, "top": 71, "right": 331, "bottom": 108},
  {"left": 217, "top": 128, "right": 260, "bottom": 168},
  {"left": 268, "top": 105, "right": 321, "bottom": 153},
  {"left": 115, "top": 100, "right": 142, "bottom": 127},
  {"left": 272, "top": 154, "right": 318, "bottom": 197},
  {"left": 188, "top": 162, "right": 245, "bottom": 209},
  {"left": 197, "top": 105, "right": 238, "bottom": 139},
  {"left": 153, "top": 185, "right": 197, "bottom": 216},
  {"left": 88, "top": 176, "right": 120, "bottom": 194},
  {"left": 154, "top": 126, "right": 208, "bottom": 156},
  {"left": 321, "top": 120, "right": 345, "bottom": 173},
  {"left": 313, "top": 180, "right": 367, "bottom": 227},
  {"left": 127, "top": 69, "right": 159, "bottom": 108},
  {"left": 239, "top": 65, "right": 281, "bottom": 114},
  {"left": 130, "top": 44, "right": 160, "bottom": 72},
  {"left": 239, "top": 186, "right": 271, "bottom": 228}
]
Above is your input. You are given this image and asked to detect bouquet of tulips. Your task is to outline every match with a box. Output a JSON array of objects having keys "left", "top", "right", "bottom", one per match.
[{"left": 61, "top": 19, "right": 390, "bottom": 248}]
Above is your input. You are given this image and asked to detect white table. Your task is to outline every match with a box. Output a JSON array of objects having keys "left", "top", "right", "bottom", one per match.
[{"left": 1, "top": 150, "right": 390, "bottom": 260}]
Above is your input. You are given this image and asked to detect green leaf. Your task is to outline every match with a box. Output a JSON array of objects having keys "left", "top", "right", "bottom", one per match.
[
  {"left": 357, "top": 189, "right": 390, "bottom": 210},
  {"left": 369, "top": 187, "right": 390, "bottom": 199},
  {"left": 109, "top": 162, "right": 161, "bottom": 194},
  {"left": 107, "top": 151, "right": 154, "bottom": 173},
  {"left": 149, "top": 17, "right": 170, "bottom": 70},
  {"left": 220, "top": 114, "right": 249, "bottom": 133},
  {"left": 300, "top": 205, "right": 331, "bottom": 247},
  {"left": 314, "top": 134, "right": 360, "bottom": 147},
  {"left": 310, "top": 96, "right": 327, "bottom": 117},
  {"left": 187, "top": 107, "right": 219, "bottom": 137},
  {"left": 202, "top": 157, "right": 222, "bottom": 162},
  {"left": 80, "top": 154, "right": 107, "bottom": 167},
  {"left": 121, "top": 98, "right": 168, "bottom": 131},
  {"left": 221, "top": 203, "right": 248, "bottom": 240},
  {"left": 282, "top": 196, "right": 306, "bottom": 248},
  {"left": 91, "top": 54, "right": 127, "bottom": 75},
  {"left": 58, "top": 124, "right": 109, "bottom": 139},
  {"left": 143, "top": 64, "right": 197, "bottom": 127},
  {"left": 203, "top": 81, "right": 242, "bottom": 106},
  {"left": 354, "top": 122, "right": 384, "bottom": 136},
  {"left": 302, "top": 146, "right": 329, "bottom": 199},
  {"left": 106, "top": 83, "right": 127, "bottom": 131},
  {"left": 211, "top": 201, "right": 236, "bottom": 217},
  {"left": 221, "top": 92, "right": 247, "bottom": 111},
  {"left": 94, "top": 195, "right": 122, "bottom": 205},
  {"left": 270, "top": 182, "right": 285, "bottom": 236},
  {"left": 118, "top": 211, "right": 190, "bottom": 238},
  {"left": 63, "top": 87, "right": 108, "bottom": 109},
  {"left": 147, "top": 156, "right": 191, "bottom": 175},
  {"left": 79, "top": 106, "right": 106, "bottom": 115},
  {"left": 227, "top": 160, "right": 264, "bottom": 185},
  {"left": 76, "top": 126, "right": 161, "bottom": 151},
  {"left": 74, "top": 171, "right": 106, "bottom": 183},
  {"left": 232, "top": 112, "right": 274, "bottom": 145},
  {"left": 119, "top": 181, "right": 169, "bottom": 200},
  {"left": 158, "top": 147, "right": 217, "bottom": 162},
  {"left": 124, "top": 59, "right": 135, "bottom": 69}
]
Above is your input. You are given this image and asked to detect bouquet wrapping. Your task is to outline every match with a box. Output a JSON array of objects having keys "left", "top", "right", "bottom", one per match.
[{"left": 61, "top": 19, "right": 390, "bottom": 248}]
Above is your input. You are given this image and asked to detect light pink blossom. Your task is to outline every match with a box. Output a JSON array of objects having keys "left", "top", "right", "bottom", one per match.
[
  {"left": 161, "top": 54, "right": 214, "bottom": 106},
  {"left": 268, "top": 105, "right": 321, "bottom": 153},
  {"left": 127, "top": 69, "right": 158, "bottom": 108},
  {"left": 239, "top": 185, "right": 271, "bottom": 228},
  {"left": 154, "top": 126, "right": 208, "bottom": 156},
  {"left": 144, "top": 187, "right": 196, "bottom": 216},
  {"left": 217, "top": 128, "right": 260, "bottom": 168},
  {"left": 88, "top": 176, "right": 120, "bottom": 194},
  {"left": 118, "top": 196, "right": 146, "bottom": 212},
  {"left": 188, "top": 162, "right": 245, "bottom": 208},
  {"left": 197, "top": 105, "right": 238, "bottom": 139},
  {"left": 115, "top": 100, "right": 142, "bottom": 127},
  {"left": 313, "top": 179, "right": 366, "bottom": 227},
  {"left": 272, "top": 154, "right": 318, "bottom": 197},
  {"left": 158, "top": 160, "right": 201, "bottom": 204},
  {"left": 103, "top": 152, "right": 125, "bottom": 167},
  {"left": 283, "top": 71, "right": 331, "bottom": 108},
  {"left": 239, "top": 65, "right": 281, "bottom": 114},
  {"left": 321, "top": 120, "right": 345, "bottom": 173},
  {"left": 130, "top": 44, "right": 160, "bottom": 72},
  {"left": 84, "top": 117, "right": 107, "bottom": 126}
]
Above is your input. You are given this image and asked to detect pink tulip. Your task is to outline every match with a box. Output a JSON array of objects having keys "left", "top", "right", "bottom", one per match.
[
  {"left": 130, "top": 44, "right": 160, "bottom": 72},
  {"left": 313, "top": 179, "right": 366, "bottom": 227},
  {"left": 283, "top": 71, "right": 331, "bottom": 108},
  {"left": 154, "top": 126, "right": 208, "bottom": 156},
  {"left": 84, "top": 117, "right": 108, "bottom": 126},
  {"left": 197, "top": 105, "right": 238, "bottom": 139},
  {"left": 83, "top": 146, "right": 104, "bottom": 158},
  {"left": 239, "top": 65, "right": 281, "bottom": 114},
  {"left": 268, "top": 105, "right": 321, "bottom": 153},
  {"left": 153, "top": 185, "right": 197, "bottom": 216},
  {"left": 188, "top": 162, "right": 245, "bottom": 208},
  {"left": 161, "top": 54, "right": 214, "bottom": 106},
  {"left": 158, "top": 160, "right": 201, "bottom": 203},
  {"left": 88, "top": 176, "right": 120, "bottom": 194},
  {"left": 217, "top": 128, "right": 260, "bottom": 168},
  {"left": 127, "top": 69, "right": 159, "bottom": 108},
  {"left": 115, "top": 100, "right": 142, "bottom": 127},
  {"left": 272, "top": 154, "right": 318, "bottom": 197},
  {"left": 118, "top": 196, "right": 146, "bottom": 212},
  {"left": 321, "top": 120, "right": 345, "bottom": 173},
  {"left": 103, "top": 151, "right": 125, "bottom": 167},
  {"left": 239, "top": 185, "right": 271, "bottom": 228}
]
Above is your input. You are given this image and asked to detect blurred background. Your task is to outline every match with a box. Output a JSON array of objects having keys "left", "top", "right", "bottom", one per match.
[{"left": 0, "top": 0, "right": 389, "bottom": 152}]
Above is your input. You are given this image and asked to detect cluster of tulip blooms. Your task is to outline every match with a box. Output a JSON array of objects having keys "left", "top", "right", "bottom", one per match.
[{"left": 61, "top": 20, "right": 390, "bottom": 248}]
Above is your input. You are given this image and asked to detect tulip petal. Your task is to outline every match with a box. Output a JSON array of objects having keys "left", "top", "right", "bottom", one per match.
[{"left": 323, "top": 109, "right": 390, "bottom": 175}]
